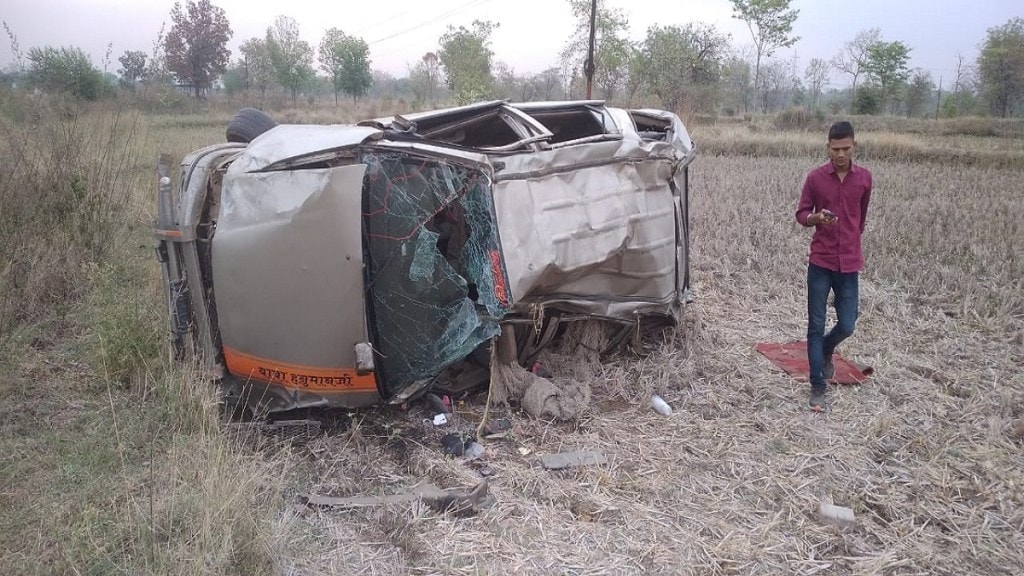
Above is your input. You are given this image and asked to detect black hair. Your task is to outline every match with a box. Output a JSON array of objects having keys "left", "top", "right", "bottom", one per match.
[{"left": 828, "top": 121, "right": 855, "bottom": 141}]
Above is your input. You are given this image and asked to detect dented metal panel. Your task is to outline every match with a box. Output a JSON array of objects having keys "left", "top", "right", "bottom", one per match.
[
  {"left": 213, "top": 164, "right": 378, "bottom": 404},
  {"left": 629, "top": 108, "right": 695, "bottom": 157},
  {"left": 490, "top": 137, "right": 686, "bottom": 319},
  {"left": 227, "top": 124, "right": 382, "bottom": 174}
]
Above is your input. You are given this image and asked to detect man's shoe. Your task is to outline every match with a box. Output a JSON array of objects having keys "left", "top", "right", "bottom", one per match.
[
  {"left": 823, "top": 356, "right": 835, "bottom": 382},
  {"left": 809, "top": 387, "right": 827, "bottom": 412}
]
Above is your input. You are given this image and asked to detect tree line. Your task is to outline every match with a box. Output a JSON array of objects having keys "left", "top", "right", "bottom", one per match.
[{"left": 2, "top": 0, "right": 1022, "bottom": 118}]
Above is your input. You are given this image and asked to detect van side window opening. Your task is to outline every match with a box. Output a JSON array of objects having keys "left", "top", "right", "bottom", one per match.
[
  {"left": 530, "top": 108, "right": 611, "bottom": 144},
  {"left": 630, "top": 114, "right": 671, "bottom": 142},
  {"left": 418, "top": 110, "right": 522, "bottom": 148}
]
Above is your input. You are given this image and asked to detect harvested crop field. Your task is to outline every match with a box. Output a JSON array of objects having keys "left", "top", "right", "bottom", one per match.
[
  {"left": 2, "top": 107, "right": 1022, "bottom": 576},
  {"left": 279, "top": 154, "right": 1024, "bottom": 575}
]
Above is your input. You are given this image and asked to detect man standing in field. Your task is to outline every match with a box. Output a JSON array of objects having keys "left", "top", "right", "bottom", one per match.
[{"left": 796, "top": 121, "right": 872, "bottom": 412}]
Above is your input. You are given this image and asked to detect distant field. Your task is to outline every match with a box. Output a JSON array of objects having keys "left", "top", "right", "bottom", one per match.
[
  {"left": 692, "top": 124, "right": 1024, "bottom": 169},
  {"left": 1, "top": 101, "right": 1021, "bottom": 575}
]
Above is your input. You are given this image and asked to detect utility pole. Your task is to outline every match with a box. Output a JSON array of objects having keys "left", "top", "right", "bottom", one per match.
[
  {"left": 935, "top": 76, "right": 943, "bottom": 120},
  {"left": 585, "top": 0, "right": 597, "bottom": 99}
]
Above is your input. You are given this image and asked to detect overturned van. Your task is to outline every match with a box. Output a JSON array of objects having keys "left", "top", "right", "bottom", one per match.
[{"left": 154, "top": 100, "right": 696, "bottom": 413}]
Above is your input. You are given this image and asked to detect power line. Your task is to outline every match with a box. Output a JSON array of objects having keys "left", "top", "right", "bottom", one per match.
[
  {"left": 352, "top": 0, "right": 492, "bottom": 37},
  {"left": 367, "top": 0, "right": 497, "bottom": 45},
  {"left": 375, "top": 33, "right": 443, "bottom": 63},
  {"left": 353, "top": 9, "right": 427, "bottom": 37}
]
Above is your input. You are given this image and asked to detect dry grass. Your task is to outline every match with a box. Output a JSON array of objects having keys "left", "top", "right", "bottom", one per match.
[
  {"left": 270, "top": 155, "right": 1023, "bottom": 574},
  {"left": 2, "top": 99, "right": 1022, "bottom": 575},
  {"left": 694, "top": 124, "right": 1024, "bottom": 169}
]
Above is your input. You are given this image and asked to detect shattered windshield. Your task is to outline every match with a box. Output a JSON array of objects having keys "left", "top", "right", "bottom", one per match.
[{"left": 361, "top": 152, "right": 510, "bottom": 397}]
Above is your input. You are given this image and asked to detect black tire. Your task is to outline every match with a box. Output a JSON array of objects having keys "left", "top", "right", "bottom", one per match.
[{"left": 226, "top": 107, "right": 277, "bottom": 143}]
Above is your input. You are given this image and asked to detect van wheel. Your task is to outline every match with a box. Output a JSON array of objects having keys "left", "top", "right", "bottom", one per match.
[{"left": 226, "top": 107, "right": 277, "bottom": 143}]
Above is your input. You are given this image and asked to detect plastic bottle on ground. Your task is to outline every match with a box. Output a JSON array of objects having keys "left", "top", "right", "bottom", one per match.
[
  {"left": 818, "top": 502, "right": 855, "bottom": 526},
  {"left": 650, "top": 395, "right": 672, "bottom": 416}
]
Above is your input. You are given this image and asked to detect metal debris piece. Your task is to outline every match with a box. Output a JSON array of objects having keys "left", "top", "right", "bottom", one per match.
[
  {"left": 441, "top": 433, "right": 466, "bottom": 456},
  {"left": 463, "top": 441, "right": 485, "bottom": 459},
  {"left": 540, "top": 451, "right": 607, "bottom": 470},
  {"left": 482, "top": 417, "right": 512, "bottom": 436}
]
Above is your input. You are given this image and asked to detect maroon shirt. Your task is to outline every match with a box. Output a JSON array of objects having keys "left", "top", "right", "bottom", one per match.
[{"left": 795, "top": 161, "right": 872, "bottom": 272}]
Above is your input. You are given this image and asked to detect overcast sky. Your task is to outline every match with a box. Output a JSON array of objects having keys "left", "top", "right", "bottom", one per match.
[{"left": 1, "top": 0, "right": 1019, "bottom": 86}]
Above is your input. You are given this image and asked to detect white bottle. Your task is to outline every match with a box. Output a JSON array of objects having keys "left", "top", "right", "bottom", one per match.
[
  {"left": 818, "top": 502, "right": 855, "bottom": 526},
  {"left": 650, "top": 395, "right": 672, "bottom": 416}
]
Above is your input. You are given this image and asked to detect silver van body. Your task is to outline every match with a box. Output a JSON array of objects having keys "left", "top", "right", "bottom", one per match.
[{"left": 155, "top": 100, "right": 695, "bottom": 412}]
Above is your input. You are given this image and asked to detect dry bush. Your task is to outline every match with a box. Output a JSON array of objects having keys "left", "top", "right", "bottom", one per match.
[
  {"left": 758, "top": 113, "right": 1024, "bottom": 139},
  {"left": 0, "top": 98, "right": 299, "bottom": 576},
  {"left": 774, "top": 107, "right": 825, "bottom": 132},
  {"left": 0, "top": 95, "right": 142, "bottom": 339}
]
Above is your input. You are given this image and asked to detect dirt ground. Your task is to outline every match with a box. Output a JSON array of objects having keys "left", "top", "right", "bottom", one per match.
[{"left": 274, "top": 156, "right": 1024, "bottom": 575}]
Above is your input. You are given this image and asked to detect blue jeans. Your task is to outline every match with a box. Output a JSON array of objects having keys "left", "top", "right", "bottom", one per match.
[{"left": 807, "top": 263, "right": 859, "bottom": 389}]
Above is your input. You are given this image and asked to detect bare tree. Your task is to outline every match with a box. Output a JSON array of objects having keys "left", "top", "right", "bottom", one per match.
[
  {"left": 409, "top": 52, "right": 442, "bottom": 108},
  {"left": 831, "top": 28, "right": 880, "bottom": 105},
  {"left": 758, "top": 58, "right": 791, "bottom": 112},
  {"left": 804, "top": 57, "right": 829, "bottom": 110},
  {"left": 951, "top": 52, "right": 976, "bottom": 116}
]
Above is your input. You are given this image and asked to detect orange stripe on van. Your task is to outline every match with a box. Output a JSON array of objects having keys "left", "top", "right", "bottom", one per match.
[{"left": 223, "top": 346, "right": 378, "bottom": 393}]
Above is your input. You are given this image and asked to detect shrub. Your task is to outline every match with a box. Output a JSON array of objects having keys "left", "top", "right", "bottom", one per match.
[
  {"left": 774, "top": 107, "right": 820, "bottom": 131},
  {"left": 26, "top": 46, "right": 107, "bottom": 100},
  {"left": 852, "top": 86, "right": 882, "bottom": 115},
  {"left": 85, "top": 260, "right": 162, "bottom": 386}
]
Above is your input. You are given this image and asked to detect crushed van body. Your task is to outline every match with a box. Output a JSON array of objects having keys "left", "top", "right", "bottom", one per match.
[{"left": 155, "top": 100, "right": 696, "bottom": 413}]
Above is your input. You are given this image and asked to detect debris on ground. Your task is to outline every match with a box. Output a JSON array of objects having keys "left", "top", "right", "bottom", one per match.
[
  {"left": 423, "top": 392, "right": 451, "bottom": 416},
  {"left": 529, "top": 362, "right": 552, "bottom": 378},
  {"left": 818, "top": 502, "right": 856, "bottom": 527},
  {"left": 481, "top": 417, "right": 512, "bottom": 438},
  {"left": 490, "top": 360, "right": 591, "bottom": 420},
  {"left": 650, "top": 394, "right": 673, "bottom": 416},
  {"left": 463, "top": 441, "right": 485, "bottom": 459},
  {"left": 441, "top": 433, "right": 467, "bottom": 456},
  {"left": 302, "top": 479, "right": 490, "bottom": 516},
  {"left": 540, "top": 451, "right": 607, "bottom": 470},
  {"left": 439, "top": 433, "right": 487, "bottom": 460}
]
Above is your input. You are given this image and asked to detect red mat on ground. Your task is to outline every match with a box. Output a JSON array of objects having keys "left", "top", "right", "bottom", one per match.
[{"left": 755, "top": 341, "right": 873, "bottom": 384}]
